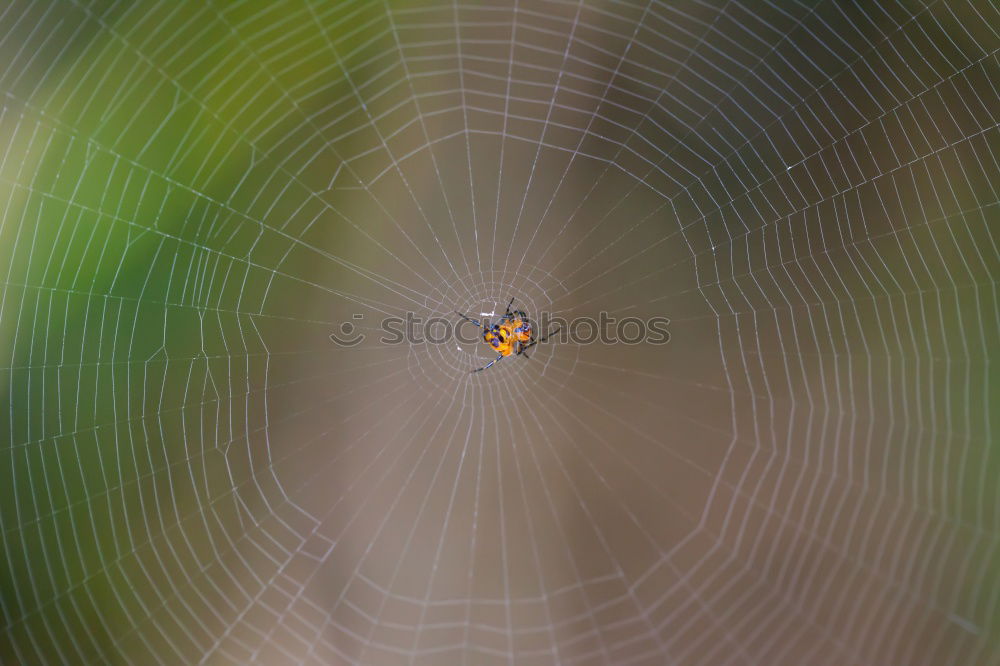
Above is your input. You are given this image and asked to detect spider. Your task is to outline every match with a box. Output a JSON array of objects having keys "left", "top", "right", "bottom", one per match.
[{"left": 454, "top": 297, "right": 561, "bottom": 373}]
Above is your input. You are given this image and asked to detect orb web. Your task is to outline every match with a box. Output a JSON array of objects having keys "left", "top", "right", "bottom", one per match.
[{"left": 1, "top": 1, "right": 998, "bottom": 665}]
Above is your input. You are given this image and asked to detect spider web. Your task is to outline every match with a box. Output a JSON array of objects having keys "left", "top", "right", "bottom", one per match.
[{"left": 1, "top": 0, "right": 998, "bottom": 664}]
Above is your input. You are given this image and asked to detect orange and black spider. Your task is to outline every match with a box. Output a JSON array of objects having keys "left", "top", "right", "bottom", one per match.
[{"left": 454, "top": 297, "right": 561, "bottom": 373}]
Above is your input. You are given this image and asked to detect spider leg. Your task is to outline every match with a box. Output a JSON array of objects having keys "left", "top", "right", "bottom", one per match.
[
  {"left": 517, "top": 327, "right": 561, "bottom": 355},
  {"left": 454, "top": 311, "right": 485, "bottom": 329},
  {"left": 538, "top": 326, "right": 561, "bottom": 343},
  {"left": 472, "top": 353, "right": 504, "bottom": 373},
  {"left": 504, "top": 296, "right": 515, "bottom": 317}
]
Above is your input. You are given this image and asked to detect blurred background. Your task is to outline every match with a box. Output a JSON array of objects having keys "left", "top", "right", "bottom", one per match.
[{"left": 1, "top": 1, "right": 998, "bottom": 664}]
